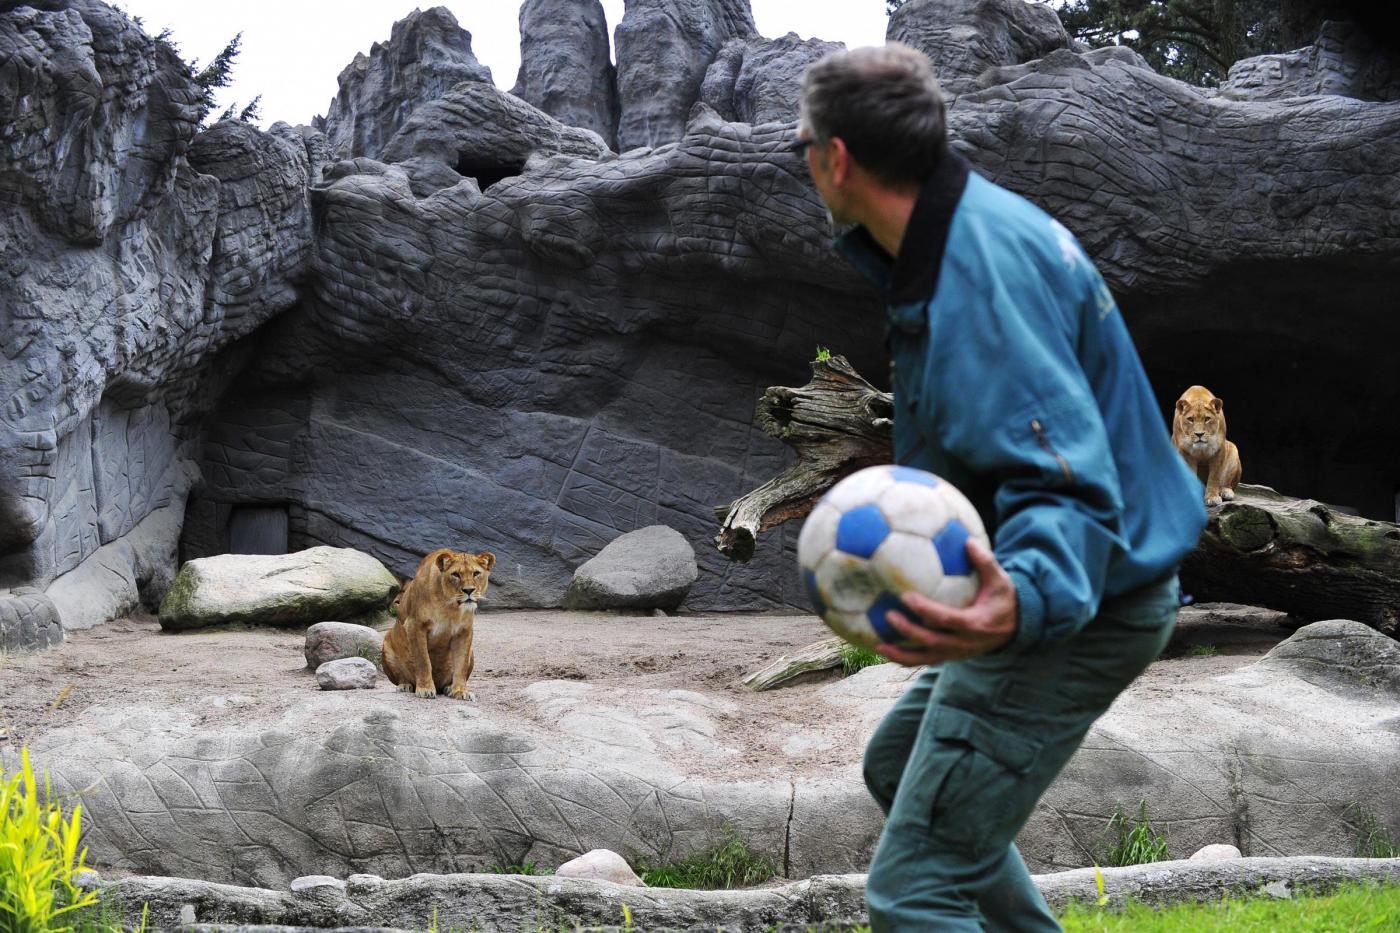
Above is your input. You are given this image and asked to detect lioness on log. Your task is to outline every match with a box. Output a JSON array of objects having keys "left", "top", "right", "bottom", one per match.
[
  {"left": 1173, "top": 385, "right": 1242, "bottom": 507},
  {"left": 383, "top": 548, "right": 496, "bottom": 700}
]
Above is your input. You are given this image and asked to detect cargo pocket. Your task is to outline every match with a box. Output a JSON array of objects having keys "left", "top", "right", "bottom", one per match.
[{"left": 923, "top": 705, "right": 1044, "bottom": 857}]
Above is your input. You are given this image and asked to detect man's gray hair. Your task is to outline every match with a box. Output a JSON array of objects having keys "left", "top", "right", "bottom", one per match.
[{"left": 799, "top": 43, "right": 948, "bottom": 188}]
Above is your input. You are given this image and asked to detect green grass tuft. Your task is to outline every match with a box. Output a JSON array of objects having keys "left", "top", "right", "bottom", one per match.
[
  {"left": 1104, "top": 801, "right": 1170, "bottom": 867},
  {"left": 815, "top": 345, "right": 832, "bottom": 362},
  {"left": 1059, "top": 882, "right": 1400, "bottom": 932},
  {"left": 485, "top": 859, "right": 552, "bottom": 875},
  {"left": 1188, "top": 643, "right": 1218, "bottom": 657},
  {"left": 635, "top": 828, "right": 778, "bottom": 890},
  {"left": 838, "top": 641, "right": 888, "bottom": 677},
  {"left": 1349, "top": 805, "right": 1400, "bottom": 858}
]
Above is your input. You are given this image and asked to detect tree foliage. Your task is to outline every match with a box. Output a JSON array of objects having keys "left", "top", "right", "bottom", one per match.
[{"left": 153, "top": 28, "right": 260, "bottom": 125}]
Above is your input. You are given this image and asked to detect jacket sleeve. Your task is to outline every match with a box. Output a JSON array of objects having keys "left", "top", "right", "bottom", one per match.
[{"left": 927, "top": 261, "right": 1127, "bottom": 653}]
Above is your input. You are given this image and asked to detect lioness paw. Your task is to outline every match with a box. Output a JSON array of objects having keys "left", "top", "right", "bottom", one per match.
[
  {"left": 1206, "top": 495, "right": 1223, "bottom": 507},
  {"left": 449, "top": 686, "right": 476, "bottom": 702},
  {"left": 1221, "top": 488, "right": 1236, "bottom": 501},
  {"left": 415, "top": 686, "right": 437, "bottom": 699}
]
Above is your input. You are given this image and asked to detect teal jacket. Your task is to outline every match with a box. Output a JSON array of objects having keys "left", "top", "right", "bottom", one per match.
[{"left": 835, "top": 152, "right": 1207, "bottom": 653}]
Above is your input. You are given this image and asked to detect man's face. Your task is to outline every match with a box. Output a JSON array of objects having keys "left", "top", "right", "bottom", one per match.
[{"left": 798, "top": 130, "right": 857, "bottom": 229}]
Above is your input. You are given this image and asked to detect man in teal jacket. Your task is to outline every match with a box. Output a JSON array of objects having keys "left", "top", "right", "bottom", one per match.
[{"left": 793, "top": 45, "right": 1207, "bottom": 930}]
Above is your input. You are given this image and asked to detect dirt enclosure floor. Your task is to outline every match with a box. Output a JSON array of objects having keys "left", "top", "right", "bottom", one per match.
[{"left": 0, "top": 605, "right": 1288, "bottom": 776}]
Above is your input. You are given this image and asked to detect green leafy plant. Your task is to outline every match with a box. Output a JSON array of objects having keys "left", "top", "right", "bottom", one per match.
[
  {"left": 1348, "top": 805, "right": 1400, "bottom": 858},
  {"left": 1188, "top": 644, "right": 1218, "bottom": 658},
  {"left": 815, "top": 346, "right": 832, "bottom": 362},
  {"left": 1104, "top": 801, "right": 1170, "bottom": 867},
  {"left": 0, "top": 747, "right": 99, "bottom": 931},
  {"left": 635, "top": 828, "right": 778, "bottom": 890},
  {"left": 838, "top": 642, "right": 887, "bottom": 677},
  {"left": 485, "top": 859, "right": 552, "bottom": 876}
]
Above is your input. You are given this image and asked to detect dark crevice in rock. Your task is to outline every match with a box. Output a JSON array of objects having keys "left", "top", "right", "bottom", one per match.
[{"left": 454, "top": 154, "right": 524, "bottom": 191}]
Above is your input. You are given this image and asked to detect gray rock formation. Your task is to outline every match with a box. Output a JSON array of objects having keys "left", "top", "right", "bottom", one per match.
[
  {"left": 700, "top": 33, "right": 845, "bottom": 125},
  {"left": 305, "top": 621, "right": 384, "bottom": 670},
  {"left": 512, "top": 0, "right": 618, "bottom": 144},
  {"left": 565, "top": 525, "right": 699, "bottom": 610},
  {"left": 1221, "top": 20, "right": 1400, "bottom": 102},
  {"left": 614, "top": 0, "right": 756, "bottom": 150},
  {"left": 158, "top": 546, "right": 398, "bottom": 631},
  {"left": 0, "top": 590, "right": 63, "bottom": 653},
  {"left": 555, "top": 848, "right": 644, "bottom": 885},
  {"left": 319, "top": 6, "right": 492, "bottom": 160},
  {"left": 87, "top": 857, "right": 1400, "bottom": 930},
  {"left": 315, "top": 657, "right": 379, "bottom": 690},
  {"left": 888, "top": 0, "right": 1071, "bottom": 94}
]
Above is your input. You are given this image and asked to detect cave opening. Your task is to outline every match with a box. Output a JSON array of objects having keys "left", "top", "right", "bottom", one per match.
[{"left": 455, "top": 153, "right": 525, "bottom": 190}]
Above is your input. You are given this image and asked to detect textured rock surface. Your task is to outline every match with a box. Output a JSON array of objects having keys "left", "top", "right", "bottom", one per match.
[
  {"left": 0, "top": 590, "right": 63, "bottom": 653},
  {"left": 305, "top": 622, "right": 384, "bottom": 670},
  {"left": 888, "top": 0, "right": 1071, "bottom": 94},
  {"left": 315, "top": 657, "right": 379, "bottom": 690},
  {"left": 1190, "top": 843, "right": 1244, "bottom": 861},
  {"left": 555, "top": 848, "right": 643, "bottom": 886},
  {"left": 614, "top": 0, "right": 756, "bottom": 150},
  {"left": 319, "top": 6, "right": 492, "bottom": 160},
  {"left": 512, "top": 0, "right": 617, "bottom": 144},
  {"left": 158, "top": 547, "right": 398, "bottom": 631},
  {"left": 564, "top": 525, "right": 699, "bottom": 610},
  {"left": 1221, "top": 20, "right": 1400, "bottom": 102},
  {"left": 90, "top": 858, "right": 1400, "bottom": 930},
  {"left": 699, "top": 33, "right": 844, "bottom": 126}
]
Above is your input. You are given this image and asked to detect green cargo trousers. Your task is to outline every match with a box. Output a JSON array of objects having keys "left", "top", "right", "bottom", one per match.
[{"left": 863, "top": 575, "right": 1182, "bottom": 932}]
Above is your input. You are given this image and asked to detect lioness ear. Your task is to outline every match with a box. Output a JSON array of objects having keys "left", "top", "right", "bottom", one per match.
[
  {"left": 1176, "top": 398, "right": 1190, "bottom": 413},
  {"left": 435, "top": 551, "right": 453, "bottom": 572},
  {"left": 1211, "top": 397, "right": 1224, "bottom": 412},
  {"left": 478, "top": 551, "right": 496, "bottom": 571}
]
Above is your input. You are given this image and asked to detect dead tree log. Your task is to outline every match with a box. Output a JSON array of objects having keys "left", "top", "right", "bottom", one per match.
[
  {"left": 1181, "top": 484, "right": 1400, "bottom": 637},
  {"left": 714, "top": 356, "right": 893, "bottom": 562},
  {"left": 718, "top": 360, "right": 1400, "bottom": 638}
]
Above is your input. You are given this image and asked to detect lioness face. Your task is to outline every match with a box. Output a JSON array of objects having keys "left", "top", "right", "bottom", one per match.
[
  {"left": 1175, "top": 387, "right": 1225, "bottom": 457},
  {"left": 435, "top": 550, "right": 496, "bottom": 611}
]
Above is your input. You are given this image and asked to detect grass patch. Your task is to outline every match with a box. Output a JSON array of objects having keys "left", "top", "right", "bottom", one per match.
[
  {"left": 1349, "top": 805, "right": 1400, "bottom": 858},
  {"left": 485, "top": 859, "right": 552, "bottom": 875},
  {"left": 1059, "top": 882, "right": 1400, "bottom": 931},
  {"left": 815, "top": 345, "right": 832, "bottom": 362},
  {"left": 635, "top": 829, "right": 778, "bottom": 890},
  {"left": 1188, "top": 644, "right": 1218, "bottom": 657},
  {"left": 838, "top": 642, "right": 887, "bottom": 677},
  {"left": 1104, "top": 801, "right": 1169, "bottom": 867}
]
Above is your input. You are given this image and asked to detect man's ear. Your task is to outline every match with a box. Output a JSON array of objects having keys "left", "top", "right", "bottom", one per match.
[{"left": 828, "top": 136, "right": 851, "bottom": 185}]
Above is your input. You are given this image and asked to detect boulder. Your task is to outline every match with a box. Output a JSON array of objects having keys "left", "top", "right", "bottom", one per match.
[
  {"left": 158, "top": 547, "right": 398, "bottom": 631},
  {"left": 888, "top": 0, "right": 1071, "bottom": 95},
  {"left": 699, "top": 33, "right": 845, "bottom": 125},
  {"left": 319, "top": 6, "right": 492, "bottom": 160},
  {"left": 315, "top": 658, "right": 378, "bottom": 690},
  {"left": 564, "top": 526, "right": 698, "bottom": 610},
  {"left": 512, "top": 0, "right": 617, "bottom": 144},
  {"left": 1190, "top": 844, "right": 1244, "bottom": 861},
  {"left": 304, "top": 622, "right": 384, "bottom": 670},
  {"left": 0, "top": 590, "right": 63, "bottom": 653},
  {"left": 554, "top": 849, "right": 643, "bottom": 886},
  {"left": 1220, "top": 20, "right": 1400, "bottom": 103}
]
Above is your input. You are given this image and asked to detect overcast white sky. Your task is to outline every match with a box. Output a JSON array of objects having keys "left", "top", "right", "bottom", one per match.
[{"left": 112, "top": 1, "right": 893, "bottom": 129}]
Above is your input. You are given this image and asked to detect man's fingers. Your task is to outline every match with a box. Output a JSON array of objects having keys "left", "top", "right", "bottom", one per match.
[
  {"left": 873, "top": 642, "right": 947, "bottom": 666},
  {"left": 900, "top": 591, "right": 964, "bottom": 630}
]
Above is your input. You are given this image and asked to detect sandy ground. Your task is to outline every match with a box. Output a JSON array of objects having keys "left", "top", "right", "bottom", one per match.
[{"left": 0, "top": 604, "right": 1292, "bottom": 776}]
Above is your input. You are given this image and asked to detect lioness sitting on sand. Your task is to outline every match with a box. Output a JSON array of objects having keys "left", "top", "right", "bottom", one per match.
[
  {"left": 383, "top": 548, "right": 495, "bottom": 701},
  {"left": 1173, "top": 385, "right": 1242, "bottom": 507}
]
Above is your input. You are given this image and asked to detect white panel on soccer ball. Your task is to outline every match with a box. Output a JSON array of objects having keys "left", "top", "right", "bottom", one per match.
[
  {"left": 820, "top": 465, "right": 896, "bottom": 513},
  {"left": 871, "top": 529, "right": 943, "bottom": 600},
  {"left": 796, "top": 503, "right": 841, "bottom": 570},
  {"left": 877, "top": 481, "right": 949, "bottom": 538},
  {"left": 950, "top": 495, "right": 989, "bottom": 547},
  {"left": 814, "top": 551, "right": 884, "bottom": 613},
  {"left": 935, "top": 573, "right": 979, "bottom": 610},
  {"left": 829, "top": 608, "right": 880, "bottom": 649}
]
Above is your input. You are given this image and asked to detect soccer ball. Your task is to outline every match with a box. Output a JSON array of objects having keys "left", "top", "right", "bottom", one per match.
[{"left": 796, "top": 464, "right": 990, "bottom": 648}]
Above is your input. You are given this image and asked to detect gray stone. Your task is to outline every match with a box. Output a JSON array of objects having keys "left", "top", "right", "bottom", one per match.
[
  {"left": 1221, "top": 20, "right": 1400, "bottom": 103},
  {"left": 158, "top": 547, "right": 398, "bottom": 631},
  {"left": 315, "top": 658, "right": 379, "bottom": 690},
  {"left": 1253, "top": 618, "right": 1400, "bottom": 695},
  {"left": 289, "top": 876, "right": 346, "bottom": 894},
  {"left": 305, "top": 622, "right": 384, "bottom": 670},
  {"left": 512, "top": 0, "right": 618, "bottom": 144},
  {"left": 1190, "top": 843, "right": 1244, "bottom": 861},
  {"left": 614, "top": 0, "right": 756, "bottom": 150},
  {"left": 178, "top": 904, "right": 197, "bottom": 925},
  {"left": 319, "top": 6, "right": 492, "bottom": 160},
  {"left": 0, "top": 590, "right": 63, "bottom": 653},
  {"left": 565, "top": 525, "right": 699, "bottom": 610},
  {"left": 888, "top": 0, "right": 1070, "bottom": 95},
  {"left": 555, "top": 849, "right": 643, "bottom": 886},
  {"left": 699, "top": 33, "right": 845, "bottom": 126}
]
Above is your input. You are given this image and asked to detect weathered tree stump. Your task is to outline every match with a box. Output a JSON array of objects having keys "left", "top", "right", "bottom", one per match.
[
  {"left": 718, "top": 360, "right": 1400, "bottom": 638},
  {"left": 740, "top": 636, "right": 845, "bottom": 691},
  {"left": 1181, "top": 484, "right": 1400, "bottom": 637},
  {"left": 713, "top": 356, "right": 893, "bottom": 562}
]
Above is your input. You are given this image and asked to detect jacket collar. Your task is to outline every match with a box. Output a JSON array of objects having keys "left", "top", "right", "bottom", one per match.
[{"left": 833, "top": 149, "right": 972, "bottom": 331}]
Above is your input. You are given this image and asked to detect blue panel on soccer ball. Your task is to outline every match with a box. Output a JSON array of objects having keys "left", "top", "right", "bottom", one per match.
[
  {"left": 866, "top": 591, "right": 912, "bottom": 643},
  {"left": 802, "top": 568, "right": 827, "bottom": 617},
  {"left": 933, "top": 519, "right": 972, "bottom": 576},
  {"left": 834, "top": 504, "right": 890, "bottom": 559},
  {"left": 889, "top": 465, "right": 939, "bottom": 487}
]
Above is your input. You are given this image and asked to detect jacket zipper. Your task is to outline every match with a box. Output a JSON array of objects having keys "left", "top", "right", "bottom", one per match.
[{"left": 1030, "top": 419, "right": 1075, "bottom": 484}]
